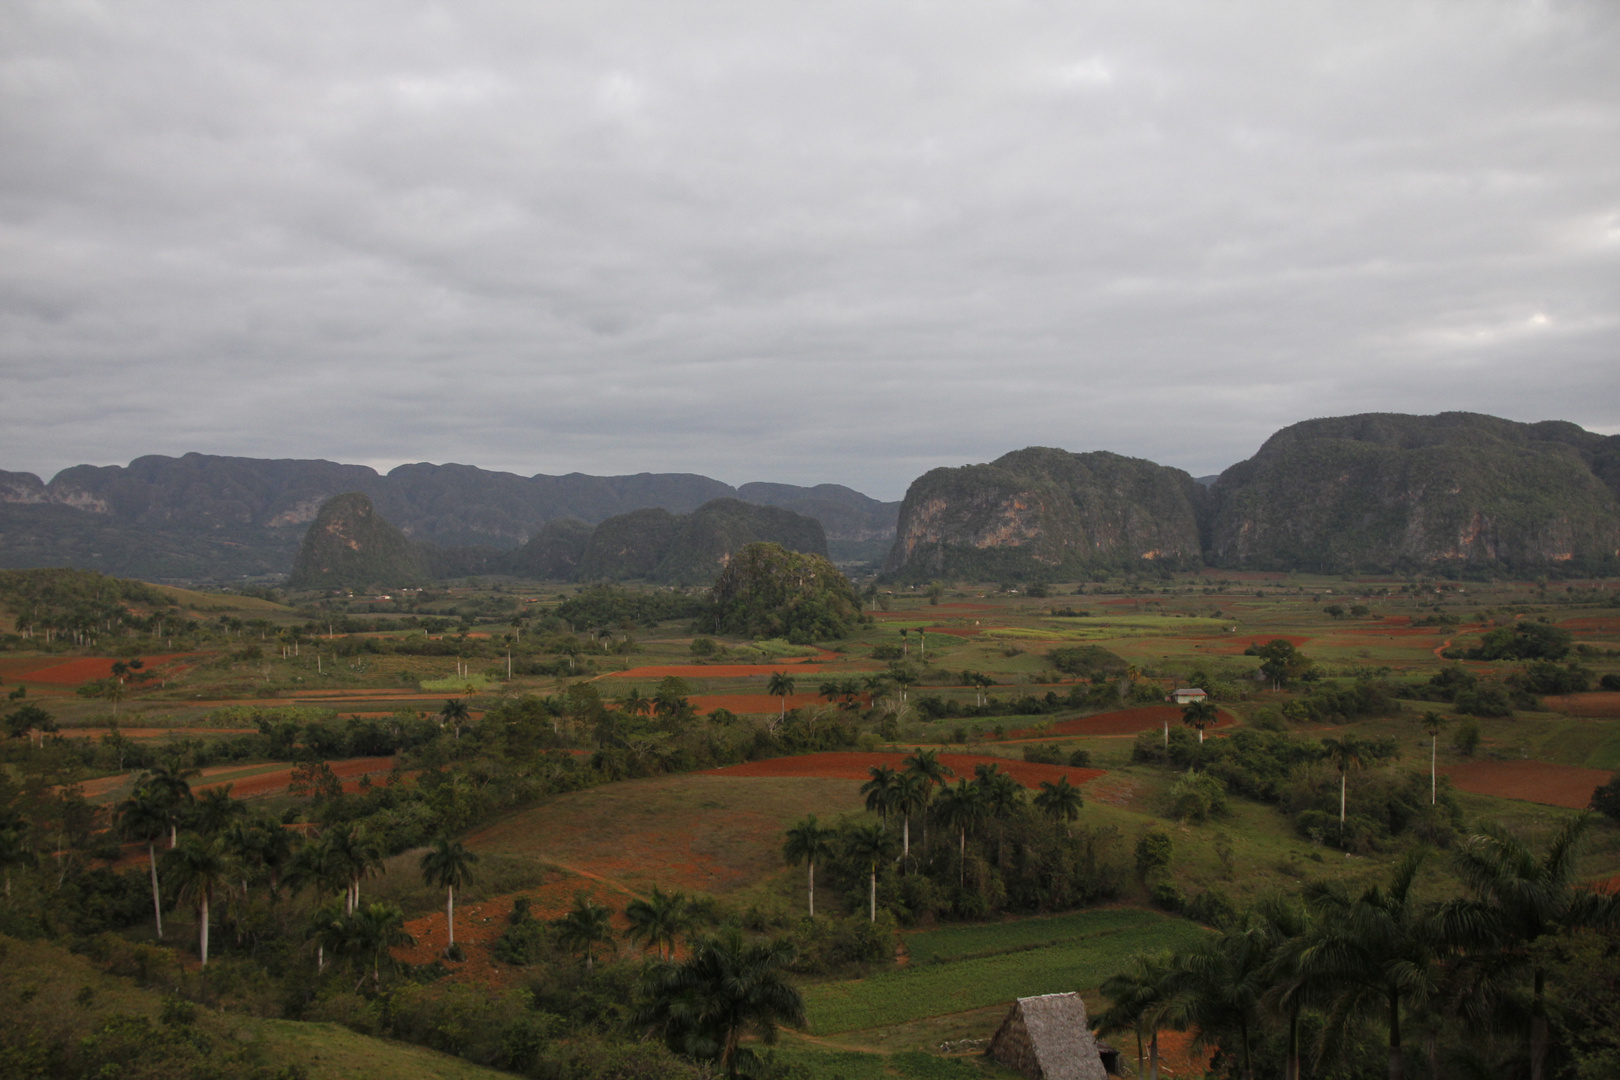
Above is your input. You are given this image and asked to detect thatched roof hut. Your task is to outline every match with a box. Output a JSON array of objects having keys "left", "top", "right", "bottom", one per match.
[{"left": 987, "top": 992, "right": 1109, "bottom": 1080}]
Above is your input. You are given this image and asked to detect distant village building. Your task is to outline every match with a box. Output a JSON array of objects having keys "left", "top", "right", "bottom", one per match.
[
  {"left": 987, "top": 992, "right": 1113, "bottom": 1079},
  {"left": 1168, "top": 687, "right": 1207, "bottom": 705}
]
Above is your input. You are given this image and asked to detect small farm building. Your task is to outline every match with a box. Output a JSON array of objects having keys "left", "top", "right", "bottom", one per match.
[
  {"left": 1169, "top": 687, "right": 1207, "bottom": 705},
  {"left": 987, "top": 992, "right": 1111, "bottom": 1080}
]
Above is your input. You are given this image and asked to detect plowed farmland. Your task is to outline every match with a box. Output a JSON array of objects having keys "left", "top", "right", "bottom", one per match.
[{"left": 1441, "top": 760, "right": 1612, "bottom": 809}]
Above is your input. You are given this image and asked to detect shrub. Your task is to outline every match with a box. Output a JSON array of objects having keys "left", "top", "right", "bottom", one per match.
[
  {"left": 1591, "top": 774, "right": 1620, "bottom": 822},
  {"left": 1166, "top": 770, "right": 1227, "bottom": 823},
  {"left": 1453, "top": 720, "right": 1482, "bottom": 756},
  {"left": 1135, "top": 828, "right": 1172, "bottom": 879}
]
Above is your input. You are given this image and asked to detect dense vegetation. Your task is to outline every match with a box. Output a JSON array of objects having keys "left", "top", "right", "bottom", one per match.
[
  {"left": 287, "top": 493, "right": 428, "bottom": 590},
  {"left": 709, "top": 544, "right": 866, "bottom": 641}
]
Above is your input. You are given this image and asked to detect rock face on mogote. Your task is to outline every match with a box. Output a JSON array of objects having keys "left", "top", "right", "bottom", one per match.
[
  {"left": 882, "top": 447, "right": 1207, "bottom": 581},
  {"left": 575, "top": 498, "right": 828, "bottom": 585},
  {"left": 1208, "top": 413, "right": 1620, "bottom": 573},
  {"left": 288, "top": 493, "right": 427, "bottom": 589}
]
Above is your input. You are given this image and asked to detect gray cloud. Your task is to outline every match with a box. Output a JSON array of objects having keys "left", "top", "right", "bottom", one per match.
[{"left": 2, "top": 0, "right": 1616, "bottom": 500}]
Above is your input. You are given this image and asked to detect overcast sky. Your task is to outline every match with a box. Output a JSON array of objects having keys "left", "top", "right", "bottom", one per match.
[{"left": 2, "top": 1, "right": 1616, "bottom": 500}]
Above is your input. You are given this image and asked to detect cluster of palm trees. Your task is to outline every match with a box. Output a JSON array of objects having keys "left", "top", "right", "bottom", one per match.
[
  {"left": 1097, "top": 816, "right": 1618, "bottom": 1080},
  {"left": 106, "top": 760, "right": 483, "bottom": 975},
  {"left": 783, "top": 751, "right": 1086, "bottom": 921}
]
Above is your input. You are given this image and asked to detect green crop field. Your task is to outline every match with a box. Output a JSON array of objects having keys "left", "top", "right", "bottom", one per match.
[
  {"left": 804, "top": 908, "right": 1207, "bottom": 1034},
  {"left": 902, "top": 906, "right": 1187, "bottom": 965}
]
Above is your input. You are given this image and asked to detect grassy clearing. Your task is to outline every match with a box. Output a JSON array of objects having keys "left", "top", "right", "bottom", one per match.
[
  {"left": 903, "top": 907, "right": 1183, "bottom": 965},
  {"left": 367, "top": 850, "right": 557, "bottom": 918},
  {"left": 803, "top": 909, "right": 1206, "bottom": 1034}
]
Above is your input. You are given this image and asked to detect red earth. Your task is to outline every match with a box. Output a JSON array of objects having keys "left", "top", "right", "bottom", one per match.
[
  {"left": 195, "top": 756, "right": 399, "bottom": 798},
  {"left": 1441, "top": 760, "right": 1612, "bottom": 809},
  {"left": 1561, "top": 616, "right": 1620, "bottom": 631},
  {"left": 702, "top": 751, "right": 1104, "bottom": 789},
  {"left": 1540, "top": 693, "right": 1620, "bottom": 718},
  {"left": 10, "top": 652, "right": 204, "bottom": 685},
  {"left": 1013, "top": 705, "right": 1236, "bottom": 739}
]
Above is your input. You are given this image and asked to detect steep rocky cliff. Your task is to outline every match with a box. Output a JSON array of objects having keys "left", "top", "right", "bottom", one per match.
[
  {"left": 1207, "top": 413, "right": 1620, "bottom": 573},
  {"left": 881, "top": 447, "right": 1206, "bottom": 581},
  {"left": 287, "top": 493, "right": 427, "bottom": 589},
  {"left": 577, "top": 498, "right": 828, "bottom": 585}
]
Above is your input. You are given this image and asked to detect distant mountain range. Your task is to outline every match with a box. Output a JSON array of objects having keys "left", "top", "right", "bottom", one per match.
[
  {"left": 0, "top": 455, "right": 898, "bottom": 582},
  {"left": 883, "top": 413, "right": 1620, "bottom": 580},
  {"left": 4, "top": 412, "right": 1617, "bottom": 583}
]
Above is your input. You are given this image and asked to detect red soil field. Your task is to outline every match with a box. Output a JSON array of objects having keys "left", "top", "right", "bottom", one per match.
[
  {"left": 194, "top": 756, "right": 398, "bottom": 798},
  {"left": 1541, "top": 693, "right": 1620, "bottom": 718},
  {"left": 1200, "top": 633, "right": 1310, "bottom": 654},
  {"left": 1441, "top": 760, "right": 1613, "bottom": 809},
  {"left": 1589, "top": 874, "right": 1620, "bottom": 895},
  {"left": 1014, "top": 705, "right": 1235, "bottom": 739},
  {"left": 702, "top": 751, "right": 1104, "bottom": 789},
  {"left": 13, "top": 652, "right": 203, "bottom": 685},
  {"left": 1561, "top": 616, "right": 1620, "bottom": 631},
  {"left": 604, "top": 662, "right": 839, "bottom": 680},
  {"left": 395, "top": 877, "right": 635, "bottom": 990}
]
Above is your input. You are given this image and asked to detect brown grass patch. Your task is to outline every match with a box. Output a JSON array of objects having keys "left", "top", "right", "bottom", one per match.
[{"left": 1441, "top": 760, "right": 1612, "bottom": 809}]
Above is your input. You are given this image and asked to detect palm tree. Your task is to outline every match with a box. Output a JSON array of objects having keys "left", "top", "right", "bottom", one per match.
[
  {"left": 1320, "top": 735, "right": 1370, "bottom": 842},
  {"left": 1255, "top": 895, "right": 1319, "bottom": 1080},
  {"left": 164, "top": 834, "right": 231, "bottom": 966},
  {"left": 766, "top": 672, "right": 796, "bottom": 721},
  {"left": 191, "top": 785, "right": 245, "bottom": 837},
  {"left": 304, "top": 899, "right": 347, "bottom": 973},
  {"left": 932, "top": 780, "right": 986, "bottom": 888},
  {"left": 321, "top": 823, "right": 384, "bottom": 913},
  {"left": 623, "top": 687, "right": 650, "bottom": 717},
  {"left": 116, "top": 788, "right": 170, "bottom": 937},
  {"left": 1033, "top": 777, "right": 1083, "bottom": 829},
  {"left": 555, "top": 892, "right": 614, "bottom": 970},
  {"left": 345, "top": 902, "right": 415, "bottom": 989},
  {"left": 902, "top": 747, "right": 954, "bottom": 851},
  {"left": 139, "top": 760, "right": 196, "bottom": 847},
  {"left": 890, "top": 771, "right": 932, "bottom": 865},
  {"left": 860, "top": 764, "right": 899, "bottom": 826},
  {"left": 842, "top": 822, "right": 896, "bottom": 922},
  {"left": 1172, "top": 912, "right": 1280, "bottom": 1080},
  {"left": 0, "top": 817, "right": 36, "bottom": 900},
  {"left": 638, "top": 928, "right": 805, "bottom": 1080},
  {"left": 1097, "top": 951, "right": 1180, "bottom": 1080},
  {"left": 1438, "top": 815, "right": 1620, "bottom": 1080},
  {"left": 1419, "top": 711, "right": 1447, "bottom": 805},
  {"left": 1297, "top": 850, "right": 1439, "bottom": 1080},
  {"left": 625, "top": 885, "right": 692, "bottom": 960},
  {"left": 974, "top": 763, "right": 1024, "bottom": 867},
  {"left": 439, "top": 697, "right": 471, "bottom": 740},
  {"left": 1181, "top": 699, "right": 1219, "bottom": 744},
  {"left": 419, "top": 835, "right": 479, "bottom": 957},
  {"left": 781, "top": 816, "right": 836, "bottom": 917}
]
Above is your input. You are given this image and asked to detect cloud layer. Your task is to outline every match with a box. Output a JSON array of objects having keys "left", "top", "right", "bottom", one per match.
[{"left": 3, "top": 0, "right": 1616, "bottom": 498}]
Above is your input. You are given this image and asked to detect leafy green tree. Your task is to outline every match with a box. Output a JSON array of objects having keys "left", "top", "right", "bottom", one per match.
[
  {"left": 1439, "top": 816, "right": 1620, "bottom": 1080},
  {"left": 782, "top": 816, "right": 837, "bottom": 918},
  {"left": 626, "top": 885, "right": 692, "bottom": 961},
  {"left": 419, "top": 835, "right": 479, "bottom": 956},
  {"left": 931, "top": 779, "right": 985, "bottom": 888},
  {"left": 164, "top": 834, "right": 231, "bottom": 966},
  {"left": 1034, "top": 777, "right": 1084, "bottom": 828},
  {"left": 860, "top": 764, "right": 898, "bottom": 825},
  {"left": 1181, "top": 699, "right": 1220, "bottom": 744},
  {"left": 1249, "top": 639, "right": 1313, "bottom": 689},
  {"left": 555, "top": 892, "right": 614, "bottom": 970},
  {"left": 841, "top": 823, "right": 896, "bottom": 922},
  {"left": 1420, "top": 711, "right": 1448, "bottom": 806},
  {"left": 766, "top": 672, "right": 796, "bottom": 722},
  {"left": 638, "top": 928, "right": 805, "bottom": 1080},
  {"left": 1299, "top": 850, "right": 1439, "bottom": 1080},
  {"left": 1097, "top": 950, "right": 1181, "bottom": 1080},
  {"left": 116, "top": 788, "right": 170, "bottom": 937},
  {"left": 438, "top": 697, "right": 471, "bottom": 740},
  {"left": 344, "top": 902, "right": 415, "bottom": 989}
]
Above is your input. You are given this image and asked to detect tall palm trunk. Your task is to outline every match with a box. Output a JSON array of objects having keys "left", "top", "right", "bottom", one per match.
[
  {"left": 901, "top": 816, "right": 910, "bottom": 862},
  {"left": 807, "top": 861, "right": 816, "bottom": 917},
  {"left": 1285, "top": 1004, "right": 1299, "bottom": 1080},
  {"left": 1531, "top": 969, "right": 1548, "bottom": 1080},
  {"left": 148, "top": 842, "right": 163, "bottom": 938},
  {"left": 958, "top": 828, "right": 966, "bottom": 888},
  {"left": 869, "top": 867, "right": 876, "bottom": 922},
  {"left": 199, "top": 891, "right": 210, "bottom": 966},
  {"left": 1149, "top": 1029, "right": 1159, "bottom": 1080},
  {"left": 447, "top": 885, "right": 456, "bottom": 949}
]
